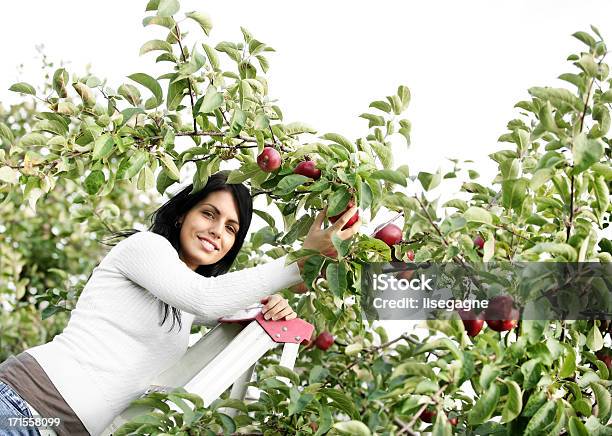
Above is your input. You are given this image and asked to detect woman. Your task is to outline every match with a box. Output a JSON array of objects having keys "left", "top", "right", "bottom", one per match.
[{"left": 0, "top": 171, "right": 361, "bottom": 436}]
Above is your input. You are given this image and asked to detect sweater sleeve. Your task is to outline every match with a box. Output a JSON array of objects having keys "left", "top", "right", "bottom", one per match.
[{"left": 110, "top": 231, "right": 303, "bottom": 325}]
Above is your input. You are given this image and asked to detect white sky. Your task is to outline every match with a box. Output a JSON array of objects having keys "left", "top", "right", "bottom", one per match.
[{"left": 3, "top": 1, "right": 611, "bottom": 337}]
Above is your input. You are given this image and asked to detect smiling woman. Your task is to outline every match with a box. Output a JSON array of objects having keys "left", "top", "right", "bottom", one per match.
[{"left": 0, "top": 171, "right": 362, "bottom": 436}]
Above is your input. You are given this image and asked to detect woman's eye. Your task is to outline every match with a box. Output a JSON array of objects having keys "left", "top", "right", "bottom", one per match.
[
  {"left": 203, "top": 211, "right": 213, "bottom": 218},
  {"left": 227, "top": 226, "right": 236, "bottom": 234}
]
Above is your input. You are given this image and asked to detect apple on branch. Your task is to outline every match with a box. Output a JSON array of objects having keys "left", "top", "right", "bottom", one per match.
[
  {"left": 293, "top": 159, "right": 321, "bottom": 180},
  {"left": 314, "top": 331, "right": 334, "bottom": 350},
  {"left": 256, "top": 147, "right": 281, "bottom": 172},
  {"left": 458, "top": 309, "right": 485, "bottom": 337}
]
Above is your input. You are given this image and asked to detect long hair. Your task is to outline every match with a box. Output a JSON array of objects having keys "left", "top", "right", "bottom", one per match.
[{"left": 106, "top": 171, "right": 253, "bottom": 333}]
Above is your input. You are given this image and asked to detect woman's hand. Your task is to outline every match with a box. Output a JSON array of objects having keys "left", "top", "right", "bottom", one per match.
[
  {"left": 261, "top": 294, "right": 297, "bottom": 320},
  {"left": 297, "top": 206, "right": 362, "bottom": 274}
]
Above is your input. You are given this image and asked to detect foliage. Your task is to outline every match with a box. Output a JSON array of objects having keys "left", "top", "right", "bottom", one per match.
[{"left": 1, "top": 1, "right": 611, "bottom": 434}]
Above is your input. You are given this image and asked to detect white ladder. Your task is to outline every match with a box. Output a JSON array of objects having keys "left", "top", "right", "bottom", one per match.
[{"left": 101, "top": 307, "right": 314, "bottom": 435}]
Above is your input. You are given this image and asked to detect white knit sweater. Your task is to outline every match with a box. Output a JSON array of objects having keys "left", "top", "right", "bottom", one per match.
[{"left": 26, "top": 231, "right": 303, "bottom": 436}]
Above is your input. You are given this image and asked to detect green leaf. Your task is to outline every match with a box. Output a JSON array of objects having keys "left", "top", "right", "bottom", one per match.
[
  {"left": 9, "top": 82, "right": 36, "bottom": 95},
  {"left": 185, "top": 11, "right": 213, "bottom": 36},
  {"left": 525, "top": 401, "right": 557, "bottom": 434},
  {"left": 326, "top": 262, "right": 347, "bottom": 297},
  {"left": 468, "top": 383, "right": 500, "bottom": 425},
  {"left": 0, "top": 122, "right": 15, "bottom": 143},
  {"left": 214, "top": 412, "right": 236, "bottom": 434},
  {"left": 502, "top": 178, "right": 529, "bottom": 211},
  {"left": 390, "top": 362, "right": 436, "bottom": 380},
  {"left": 443, "top": 199, "right": 468, "bottom": 212},
  {"left": 92, "top": 134, "right": 114, "bottom": 160},
  {"left": 157, "top": 0, "right": 179, "bottom": 17},
  {"left": 156, "top": 169, "right": 175, "bottom": 194},
  {"left": 397, "top": 85, "right": 411, "bottom": 110},
  {"left": 159, "top": 153, "right": 180, "bottom": 180},
  {"left": 587, "top": 325, "right": 604, "bottom": 351},
  {"left": 418, "top": 170, "right": 442, "bottom": 191},
  {"left": 327, "top": 186, "right": 351, "bottom": 217},
  {"left": 333, "top": 421, "right": 371, "bottom": 436},
  {"left": 464, "top": 206, "right": 493, "bottom": 225},
  {"left": 524, "top": 242, "right": 577, "bottom": 260},
  {"left": 321, "top": 133, "right": 355, "bottom": 153},
  {"left": 432, "top": 412, "right": 452, "bottom": 436},
  {"left": 0, "top": 166, "right": 20, "bottom": 184},
  {"left": 284, "top": 122, "right": 317, "bottom": 135},
  {"left": 573, "top": 31, "right": 597, "bottom": 48},
  {"left": 200, "top": 86, "right": 224, "bottom": 113},
  {"left": 167, "top": 78, "right": 187, "bottom": 111},
  {"left": 320, "top": 388, "right": 359, "bottom": 419},
  {"left": 274, "top": 174, "right": 309, "bottom": 196},
  {"left": 591, "top": 382, "right": 612, "bottom": 423},
  {"left": 128, "top": 73, "right": 163, "bottom": 108},
  {"left": 259, "top": 365, "right": 300, "bottom": 386},
  {"left": 568, "top": 416, "right": 590, "bottom": 436},
  {"left": 559, "top": 345, "right": 577, "bottom": 379},
  {"left": 123, "top": 151, "right": 149, "bottom": 180},
  {"left": 528, "top": 87, "right": 583, "bottom": 111},
  {"left": 593, "top": 175, "right": 610, "bottom": 217},
  {"left": 118, "top": 84, "right": 142, "bottom": 106},
  {"left": 52, "top": 68, "right": 68, "bottom": 97},
  {"left": 359, "top": 113, "right": 385, "bottom": 128},
  {"left": 139, "top": 39, "right": 173, "bottom": 56},
  {"left": 142, "top": 15, "right": 175, "bottom": 28},
  {"left": 369, "top": 100, "right": 391, "bottom": 113},
  {"left": 573, "top": 133, "right": 604, "bottom": 174},
  {"left": 288, "top": 386, "right": 314, "bottom": 416},
  {"left": 203, "top": 43, "right": 220, "bottom": 70},
  {"left": 501, "top": 380, "right": 523, "bottom": 423},
  {"left": 84, "top": 170, "right": 105, "bottom": 195},
  {"left": 370, "top": 169, "right": 407, "bottom": 186}
]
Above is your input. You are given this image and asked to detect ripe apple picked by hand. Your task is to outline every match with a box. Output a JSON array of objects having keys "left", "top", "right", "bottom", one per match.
[
  {"left": 314, "top": 331, "right": 334, "bottom": 350},
  {"left": 328, "top": 200, "right": 359, "bottom": 230},
  {"left": 293, "top": 160, "right": 321, "bottom": 180},
  {"left": 374, "top": 223, "right": 403, "bottom": 247},
  {"left": 256, "top": 147, "right": 281, "bottom": 172}
]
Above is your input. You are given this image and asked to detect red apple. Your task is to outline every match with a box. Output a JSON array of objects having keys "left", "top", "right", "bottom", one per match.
[
  {"left": 448, "top": 417, "right": 458, "bottom": 426},
  {"left": 406, "top": 250, "right": 415, "bottom": 261},
  {"left": 257, "top": 147, "right": 281, "bottom": 172},
  {"left": 458, "top": 309, "right": 485, "bottom": 337},
  {"left": 309, "top": 422, "right": 318, "bottom": 432},
  {"left": 473, "top": 235, "right": 485, "bottom": 250},
  {"left": 293, "top": 160, "right": 321, "bottom": 180},
  {"left": 486, "top": 308, "right": 519, "bottom": 332},
  {"left": 328, "top": 200, "right": 359, "bottom": 230},
  {"left": 596, "top": 350, "right": 612, "bottom": 369},
  {"left": 315, "top": 331, "right": 334, "bottom": 350},
  {"left": 374, "top": 223, "right": 403, "bottom": 247},
  {"left": 420, "top": 408, "right": 436, "bottom": 423}
]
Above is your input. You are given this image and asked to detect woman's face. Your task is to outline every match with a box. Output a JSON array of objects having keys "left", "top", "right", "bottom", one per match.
[{"left": 177, "top": 190, "right": 240, "bottom": 270}]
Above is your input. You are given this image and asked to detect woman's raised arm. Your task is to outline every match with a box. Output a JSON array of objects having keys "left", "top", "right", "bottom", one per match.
[{"left": 110, "top": 231, "right": 302, "bottom": 324}]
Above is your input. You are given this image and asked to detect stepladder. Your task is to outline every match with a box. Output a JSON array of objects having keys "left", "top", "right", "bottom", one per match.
[{"left": 102, "top": 305, "right": 314, "bottom": 435}]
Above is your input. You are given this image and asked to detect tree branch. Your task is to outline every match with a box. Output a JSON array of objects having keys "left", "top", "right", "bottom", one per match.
[{"left": 174, "top": 23, "right": 198, "bottom": 135}]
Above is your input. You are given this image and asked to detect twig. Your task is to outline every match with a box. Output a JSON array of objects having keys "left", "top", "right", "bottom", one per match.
[
  {"left": 414, "top": 196, "right": 450, "bottom": 247},
  {"left": 174, "top": 23, "right": 198, "bottom": 135}
]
